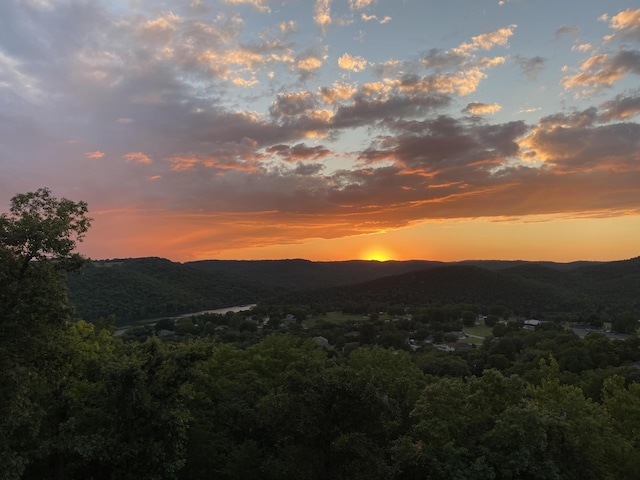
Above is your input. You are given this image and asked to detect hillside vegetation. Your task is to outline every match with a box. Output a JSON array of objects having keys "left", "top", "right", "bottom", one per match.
[
  {"left": 66, "top": 257, "right": 269, "bottom": 323},
  {"left": 67, "top": 256, "right": 640, "bottom": 324}
]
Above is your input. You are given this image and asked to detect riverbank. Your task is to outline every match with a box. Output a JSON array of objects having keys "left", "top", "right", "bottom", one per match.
[{"left": 113, "top": 304, "right": 257, "bottom": 336}]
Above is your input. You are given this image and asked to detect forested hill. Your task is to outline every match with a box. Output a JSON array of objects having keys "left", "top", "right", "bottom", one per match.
[
  {"left": 66, "top": 256, "right": 640, "bottom": 324},
  {"left": 185, "top": 258, "right": 444, "bottom": 292},
  {"left": 271, "top": 257, "right": 640, "bottom": 318},
  {"left": 65, "top": 257, "right": 270, "bottom": 323}
]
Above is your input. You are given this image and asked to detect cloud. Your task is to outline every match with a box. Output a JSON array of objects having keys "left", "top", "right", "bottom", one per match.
[
  {"left": 522, "top": 111, "right": 640, "bottom": 173},
  {"left": 222, "top": 0, "right": 272, "bottom": 12},
  {"left": 297, "top": 56, "right": 324, "bottom": 71},
  {"left": 270, "top": 91, "right": 317, "bottom": 117},
  {"left": 294, "top": 47, "right": 328, "bottom": 77},
  {"left": 85, "top": 151, "right": 105, "bottom": 159},
  {"left": 453, "top": 25, "right": 517, "bottom": 55},
  {"left": 517, "top": 107, "right": 541, "bottom": 114},
  {"left": 361, "top": 116, "right": 527, "bottom": 171},
  {"left": 562, "top": 50, "right": 640, "bottom": 92},
  {"left": 606, "top": 8, "right": 640, "bottom": 41},
  {"left": 166, "top": 138, "right": 263, "bottom": 173},
  {"left": 123, "top": 152, "right": 152, "bottom": 164},
  {"left": 361, "top": 13, "right": 391, "bottom": 24},
  {"left": 397, "top": 69, "right": 490, "bottom": 97},
  {"left": 279, "top": 20, "right": 298, "bottom": 35},
  {"left": 513, "top": 55, "right": 546, "bottom": 80},
  {"left": 267, "top": 143, "right": 331, "bottom": 161},
  {"left": 318, "top": 81, "right": 357, "bottom": 104},
  {"left": 462, "top": 102, "right": 502, "bottom": 115},
  {"left": 599, "top": 92, "right": 640, "bottom": 121},
  {"left": 314, "top": 0, "right": 332, "bottom": 33},
  {"left": 337, "top": 52, "right": 368, "bottom": 72},
  {"left": 293, "top": 162, "right": 325, "bottom": 176},
  {"left": 572, "top": 43, "right": 592, "bottom": 53},
  {"left": 555, "top": 25, "right": 580, "bottom": 36},
  {"left": 561, "top": 9, "right": 640, "bottom": 94},
  {"left": 349, "top": 0, "right": 376, "bottom": 10}
]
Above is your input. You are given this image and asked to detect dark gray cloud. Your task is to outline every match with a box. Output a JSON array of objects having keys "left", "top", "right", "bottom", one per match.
[
  {"left": 267, "top": 143, "right": 331, "bottom": 161},
  {"left": 600, "top": 91, "right": 640, "bottom": 120},
  {"left": 555, "top": 25, "right": 580, "bottom": 37},
  {"left": 513, "top": 55, "right": 546, "bottom": 80}
]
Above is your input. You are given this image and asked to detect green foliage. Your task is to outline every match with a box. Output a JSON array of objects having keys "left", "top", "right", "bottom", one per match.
[
  {"left": 0, "top": 188, "right": 92, "bottom": 478},
  {"left": 612, "top": 311, "right": 638, "bottom": 334},
  {"left": 65, "top": 257, "right": 265, "bottom": 324},
  {"left": 1, "top": 187, "right": 91, "bottom": 329}
]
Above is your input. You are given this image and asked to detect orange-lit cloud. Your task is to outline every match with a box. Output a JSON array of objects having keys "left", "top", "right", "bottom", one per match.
[
  {"left": 462, "top": 102, "right": 502, "bottom": 115},
  {"left": 85, "top": 151, "right": 105, "bottom": 159},
  {"left": 572, "top": 43, "right": 592, "bottom": 52},
  {"left": 338, "top": 52, "right": 368, "bottom": 72},
  {"left": 123, "top": 152, "right": 152, "bottom": 164},
  {"left": 606, "top": 7, "right": 640, "bottom": 41},
  {"left": 314, "top": 0, "right": 332, "bottom": 33},
  {"left": 562, "top": 52, "right": 640, "bottom": 92},
  {"left": 222, "top": 0, "right": 272, "bottom": 12},
  {"left": 361, "top": 14, "right": 391, "bottom": 24},
  {"left": 453, "top": 25, "right": 517, "bottom": 55},
  {"left": 349, "top": 0, "right": 376, "bottom": 10}
]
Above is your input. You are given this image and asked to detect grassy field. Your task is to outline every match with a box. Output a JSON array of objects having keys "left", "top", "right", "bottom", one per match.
[
  {"left": 305, "top": 311, "right": 395, "bottom": 327},
  {"left": 463, "top": 323, "right": 493, "bottom": 338},
  {"left": 460, "top": 321, "right": 492, "bottom": 345}
]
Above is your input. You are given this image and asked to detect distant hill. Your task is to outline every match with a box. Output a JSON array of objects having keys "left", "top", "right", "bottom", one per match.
[
  {"left": 185, "top": 259, "right": 443, "bottom": 292},
  {"left": 271, "top": 264, "right": 583, "bottom": 315},
  {"left": 66, "top": 256, "right": 640, "bottom": 324},
  {"left": 271, "top": 257, "right": 640, "bottom": 317}
]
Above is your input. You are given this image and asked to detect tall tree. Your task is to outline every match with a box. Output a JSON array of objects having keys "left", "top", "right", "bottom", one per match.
[
  {"left": 0, "top": 187, "right": 91, "bottom": 329},
  {"left": 0, "top": 188, "right": 91, "bottom": 479}
]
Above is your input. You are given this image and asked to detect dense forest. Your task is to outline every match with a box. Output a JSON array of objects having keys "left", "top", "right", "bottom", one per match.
[
  {"left": 68, "top": 255, "right": 640, "bottom": 325},
  {"left": 3, "top": 189, "right": 640, "bottom": 479}
]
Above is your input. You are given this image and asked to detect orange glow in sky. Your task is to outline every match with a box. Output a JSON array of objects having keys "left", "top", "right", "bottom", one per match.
[
  {"left": 79, "top": 211, "right": 640, "bottom": 263},
  {"left": 360, "top": 245, "right": 396, "bottom": 262}
]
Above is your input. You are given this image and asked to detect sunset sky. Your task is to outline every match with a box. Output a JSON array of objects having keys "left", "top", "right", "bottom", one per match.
[{"left": 1, "top": 0, "right": 640, "bottom": 262}]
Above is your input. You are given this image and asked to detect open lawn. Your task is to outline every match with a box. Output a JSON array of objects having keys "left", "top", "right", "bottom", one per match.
[{"left": 463, "top": 322, "right": 493, "bottom": 338}]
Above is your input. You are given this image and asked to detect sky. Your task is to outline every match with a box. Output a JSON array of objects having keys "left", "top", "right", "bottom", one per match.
[{"left": 1, "top": 0, "right": 640, "bottom": 263}]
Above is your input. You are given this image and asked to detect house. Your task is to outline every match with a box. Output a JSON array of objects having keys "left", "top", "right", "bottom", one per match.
[{"left": 281, "top": 314, "right": 297, "bottom": 328}]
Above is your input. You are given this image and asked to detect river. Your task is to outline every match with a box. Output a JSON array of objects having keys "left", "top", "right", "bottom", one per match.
[
  {"left": 174, "top": 304, "right": 257, "bottom": 318},
  {"left": 113, "top": 303, "right": 257, "bottom": 336}
]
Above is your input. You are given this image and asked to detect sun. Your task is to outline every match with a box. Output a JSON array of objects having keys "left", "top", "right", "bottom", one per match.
[{"left": 361, "top": 246, "right": 395, "bottom": 262}]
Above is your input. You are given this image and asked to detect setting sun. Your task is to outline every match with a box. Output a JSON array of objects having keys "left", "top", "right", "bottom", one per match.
[{"left": 361, "top": 246, "right": 395, "bottom": 262}]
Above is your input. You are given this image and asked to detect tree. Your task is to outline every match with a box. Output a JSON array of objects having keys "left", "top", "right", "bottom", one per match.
[
  {"left": 461, "top": 310, "right": 476, "bottom": 327},
  {"left": 612, "top": 311, "right": 638, "bottom": 334},
  {"left": 0, "top": 187, "right": 91, "bottom": 328},
  {"left": 0, "top": 188, "right": 91, "bottom": 479}
]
